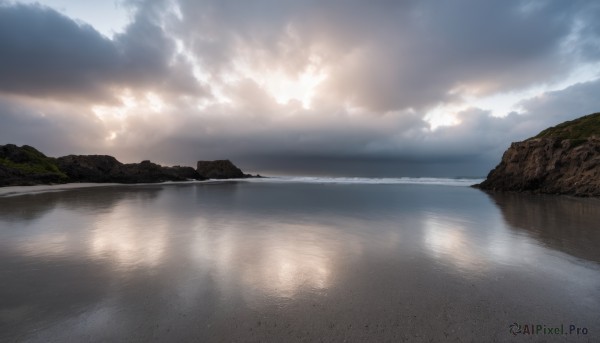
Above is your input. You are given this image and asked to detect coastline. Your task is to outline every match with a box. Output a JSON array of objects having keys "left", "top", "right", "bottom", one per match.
[
  {"left": 0, "top": 180, "right": 217, "bottom": 198},
  {"left": 0, "top": 177, "right": 484, "bottom": 197}
]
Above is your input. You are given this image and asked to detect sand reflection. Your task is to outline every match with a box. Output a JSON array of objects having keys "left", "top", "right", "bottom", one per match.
[
  {"left": 241, "top": 227, "right": 332, "bottom": 298},
  {"left": 189, "top": 220, "right": 350, "bottom": 299},
  {"left": 89, "top": 210, "right": 168, "bottom": 270},
  {"left": 421, "top": 211, "right": 537, "bottom": 273},
  {"left": 423, "top": 214, "right": 488, "bottom": 273}
]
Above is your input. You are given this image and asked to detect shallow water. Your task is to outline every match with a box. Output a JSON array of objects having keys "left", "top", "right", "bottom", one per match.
[{"left": 0, "top": 181, "right": 598, "bottom": 342}]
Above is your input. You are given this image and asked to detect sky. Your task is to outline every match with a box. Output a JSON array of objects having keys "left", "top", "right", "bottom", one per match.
[{"left": 1, "top": 0, "right": 600, "bottom": 177}]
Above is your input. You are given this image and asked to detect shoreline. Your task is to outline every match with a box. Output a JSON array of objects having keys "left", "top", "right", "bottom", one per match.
[
  {"left": 0, "top": 177, "right": 484, "bottom": 197},
  {"left": 0, "top": 180, "right": 234, "bottom": 197}
]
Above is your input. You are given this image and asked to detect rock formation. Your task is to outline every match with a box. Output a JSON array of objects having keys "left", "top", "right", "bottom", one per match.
[
  {"left": 0, "top": 144, "right": 67, "bottom": 186},
  {"left": 196, "top": 160, "right": 249, "bottom": 179},
  {"left": 0, "top": 144, "right": 254, "bottom": 187},
  {"left": 56, "top": 156, "right": 204, "bottom": 183},
  {"left": 475, "top": 112, "right": 600, "bottom": 196}
]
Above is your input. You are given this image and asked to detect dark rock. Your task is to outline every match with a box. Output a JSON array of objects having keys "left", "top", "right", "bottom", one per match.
[
  {"left": 475, "top": 112, "right": 600, "bottom": 197},
  {"left": 56, "top": 155, "right": 123, "bottom": 182},
  {"left": 196, "top": 160, "right": 248, "bottom": 179},
  {"left": 117, "top": 160, "right": 194, "bottom": 183},
  {"left": 1, "top": 144, "right": 250, "bottom": 187},
  {"left": 56, "top": 156, "right": 206, "bottom": 183},
  {"left": 164, "top": 166, "right": 203, "bottom": 180}
]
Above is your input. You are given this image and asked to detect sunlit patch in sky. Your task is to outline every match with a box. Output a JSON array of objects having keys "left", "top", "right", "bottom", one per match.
[
  {"left": 91, "top": 90, "right": 168, "bottom": 142},
  {"left": 424, "top": 104, "right": 463, "bottom": 130},
  {"left": 232, "top": 53, "right": 328, "bottom": 110},
  {"left": 91, "top": 91, "right": 137, "bottom": 122},
  {"left": 146, "top": 92, "right": 165, "bottom": 113},
  {"left": 261, "top": 67, "right": 328, "bottom": 109}
]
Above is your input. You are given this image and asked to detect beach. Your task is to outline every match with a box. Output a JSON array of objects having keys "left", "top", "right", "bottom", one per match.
[{"left": 0, "top": 179, "right": 598, "bottom": 341}]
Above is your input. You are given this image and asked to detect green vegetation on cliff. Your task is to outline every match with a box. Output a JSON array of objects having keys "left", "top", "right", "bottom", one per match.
[
  {"left": 477, "top": 112, "right": 600, "bottom": 196},
  {"left": 1, "top": 144, "right": 251, "bottom": 187},
  {"left": 0, "top": 157, "right": 66, "bottom": 177},
  {"left": 0, "top": 145, "right": 66, "bottom": 176},
  {"left": 0, "top": 145, "right": 68, "bottom": 184},
  {"left": 532, "top": 112, "right": 600, "bottom": 141}
]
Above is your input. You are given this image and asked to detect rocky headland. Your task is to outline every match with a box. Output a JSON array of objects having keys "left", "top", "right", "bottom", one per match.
[
  {"left": 475, "top": 112, "right": 600, "bottom": 197},
  {"left": 197, "top": 160, "right": 249, "bottom": 179},
  {"left": 0, "top": 144, "right": 254, "bottom": 187}
]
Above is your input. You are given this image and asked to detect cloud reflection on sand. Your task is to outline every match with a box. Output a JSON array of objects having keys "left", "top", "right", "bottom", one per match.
[
  {"left": 188, "top": 219, "right": 360, "bottom": 299},
  {"left": 422, "top": 211, "right": 547, "bottom": 275},
  {"left": 2, "top": 183, "right": 600, "bottom": 342},
  {"left": 423, "top": 214, "right": 488, "bottom": 273},
  {"left": 89, "top": 209, "right": 169, "bottom": 270}
]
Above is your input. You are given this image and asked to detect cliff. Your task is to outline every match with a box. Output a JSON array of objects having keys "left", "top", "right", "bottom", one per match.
[
  {"left": 0, "top": 144, "right": 253, "bottom": 187},
  {"left": 476, "top": 112, "right": 600, "bottom": 196},
  {"left": 0, "top": 144, "right": 67, "bottom": 186}
]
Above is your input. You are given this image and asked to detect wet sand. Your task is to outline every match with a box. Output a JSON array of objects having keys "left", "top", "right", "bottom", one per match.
[{"left": 0, "top": 182, "right": 598, "bottom": 342}]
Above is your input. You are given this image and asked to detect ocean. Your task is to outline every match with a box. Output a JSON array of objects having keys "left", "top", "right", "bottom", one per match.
[{"left": 0, "top": 178, "right": 599, "bottom": 342}]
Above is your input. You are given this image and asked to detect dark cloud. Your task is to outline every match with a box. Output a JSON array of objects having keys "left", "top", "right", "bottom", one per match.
[
  {"left": 0, "top": 3, "right": 120, "bottom": 100},
  {"left": 517, "top": 79, "right": 600, "bottom": 125},
  {"left": 571, "top": 2, "right": 600, "bottom": 60},
  {"left": 0, "top": 2, "right": 204, "bottom": 101}
]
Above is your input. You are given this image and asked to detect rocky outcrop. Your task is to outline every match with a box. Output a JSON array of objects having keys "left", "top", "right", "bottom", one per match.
[
  {"left": 476, "top": 112, "right": 600, "bottom": 197},
  {"left": 163, "top": 165, "right": 202, "bottom": 180},
  {"left": 56, "top": 156, "right": 205, "bottom": 183},
  {"left": 55, "top": 155, "right": 123, "bottom": 183},
  {"left": 1, "top": 144, "right": 260, "bottom": 187},
  {"left": 0, "top": 144, "right": 67, "bottom": 186},
  {"left": 196, "top": 160, "right": 249, "bottom": 179}
]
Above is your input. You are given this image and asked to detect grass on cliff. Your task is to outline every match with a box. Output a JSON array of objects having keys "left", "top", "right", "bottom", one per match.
[
  {"left": 0, "top": 145, "right": 67, "bottom": 178},
  {"left": 532, "top": 112, "right": 600, "bottom": 141}
]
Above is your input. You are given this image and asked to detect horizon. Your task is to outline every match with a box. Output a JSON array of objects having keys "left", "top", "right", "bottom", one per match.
[{"left": 2, "top": 1, "right": 600, "bottom": 177}]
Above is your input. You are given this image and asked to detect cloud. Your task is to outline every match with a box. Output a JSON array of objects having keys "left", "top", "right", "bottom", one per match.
[
  {"left": 517, "top": 78, "right": 600, "bottom": 124},
  {"left": 0, "top": 95, "right": 106, "bottom": 154},
  {"left": 1, "top": 0, "right": 600, "bottom": 176},
  {"left": 0, "top": 3, "right": 120, "bottom": 100},
  {"left": 173, "top": 0, "right": 585, "bottom": 112},
  {"left": 0, "top": 2, "right": 204, "bottom": 102}
]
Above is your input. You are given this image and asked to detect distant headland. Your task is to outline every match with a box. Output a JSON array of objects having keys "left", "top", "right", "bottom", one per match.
[
  {"left": 475, "top": 112, "right": 600, "bottom": 197},
  {"left": 0, "top": 144, "right": 259, "bottom": 187}
]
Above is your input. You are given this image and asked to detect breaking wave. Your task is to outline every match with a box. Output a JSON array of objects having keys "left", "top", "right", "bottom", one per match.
[{"left": 247, "top": 176, "right": 484, "bottom": 186}]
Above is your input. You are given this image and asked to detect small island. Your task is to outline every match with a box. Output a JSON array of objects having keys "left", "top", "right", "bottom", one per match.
[
  {"left": 0, "top": 144, "right": 256, "bottom": 187},
  {"left": 475, "top": 112, "right": 600, "bottom": 197}
]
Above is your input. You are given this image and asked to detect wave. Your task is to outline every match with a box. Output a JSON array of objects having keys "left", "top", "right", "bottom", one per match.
[{"left": 246, "top": 176, "right": 484, "bottom": 186}]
